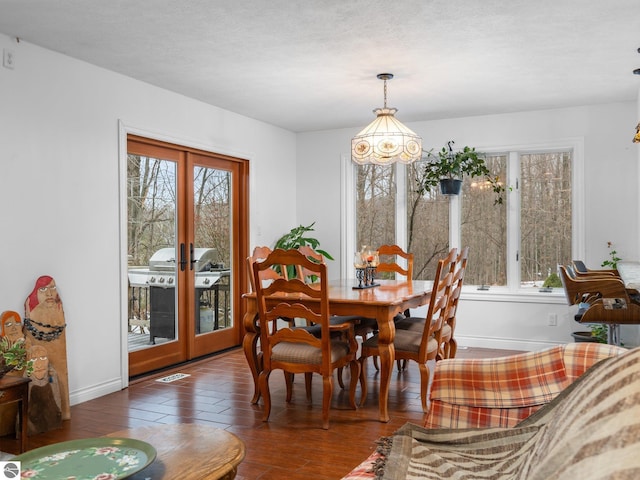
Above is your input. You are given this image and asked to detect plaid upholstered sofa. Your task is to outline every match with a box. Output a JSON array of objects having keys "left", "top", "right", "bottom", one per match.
[{"left": 342, "top": 342, "right": 627, "bottom": 479}]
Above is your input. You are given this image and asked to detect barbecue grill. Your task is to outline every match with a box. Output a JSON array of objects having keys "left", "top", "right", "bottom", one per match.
[
  {"left": 128, "top": 247, "right": 225, "bottom": 288},
  {"left": 127, "top": 247, "right": 229, "bottom": 343}
]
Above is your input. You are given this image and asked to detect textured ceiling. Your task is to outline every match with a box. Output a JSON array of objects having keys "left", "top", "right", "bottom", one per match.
[{"left": 0, "top": 0, "right": 639, "bottom": 132}]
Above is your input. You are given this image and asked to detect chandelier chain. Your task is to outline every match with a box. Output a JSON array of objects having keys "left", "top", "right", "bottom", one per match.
[{"left": 383, "top": 78, "right": 388, "bottom": 108}]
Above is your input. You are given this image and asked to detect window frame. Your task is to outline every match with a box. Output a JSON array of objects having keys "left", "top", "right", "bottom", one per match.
[{"left": 342, "top": 138, "right": 585, "bottom": 302}]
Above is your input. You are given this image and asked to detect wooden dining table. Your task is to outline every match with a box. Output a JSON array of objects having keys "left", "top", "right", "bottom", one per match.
[{"left": 242, "top": 278, "right": 433, "bottom": 422}]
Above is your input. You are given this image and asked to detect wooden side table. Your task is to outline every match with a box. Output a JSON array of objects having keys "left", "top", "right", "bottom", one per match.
[
  {"left": 0, "top": 375, "right": 31, "bottom": 453},
  {"left": 107, "top": 424, "right": 246, "bottom": 479}
]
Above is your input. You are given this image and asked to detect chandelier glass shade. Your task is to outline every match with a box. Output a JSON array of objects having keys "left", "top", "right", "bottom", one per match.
[{"left": 351, "top": 74, "right": 422, "bottom": 165}]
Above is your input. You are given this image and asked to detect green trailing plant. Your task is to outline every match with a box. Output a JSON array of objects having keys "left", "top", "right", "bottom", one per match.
[
  {"left": 0, "top": 337, "right": 33, "bottom": 376},
  {"left": 273, "top": 222, "right": 333, "bottom": 279},
  {"left": 416, "top": 140, "right": 507, "bottom": 205},
  {"left": 601, "top": 241, "right": 621, "bottom": 269}
]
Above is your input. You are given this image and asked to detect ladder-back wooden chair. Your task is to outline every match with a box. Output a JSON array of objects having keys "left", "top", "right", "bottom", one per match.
[
  {"left": 297, "top": 245, "right": 363, "bottom": 391},
  {"left": 246, "top": 246, "right": 292, "bottom": 404},
  {"left": 247, "top": 246, "right": 291, "bottom": 332},
  {"left": 439, "top": 246, "right": 469, "bottom": 360},
  {"left": 247, "top": 246, "right": 285, "bottom": 289},
  {"left": 395, "top": 247, "right": 457, "bottom": 334},
  {"left": 359, "top": 254, "right": 453, "bottom": 412},
  {"left": 356, "top": 244, "right": 416, "bottom": 373},
  {"left": 376, "top": 244, "right": 414, "bottom": 281},
  {"left": 253, "top": 248, "right": 359, "bottom": 429},
  {"left": 394, "top": 247, "right": 456, "bottom": 369}
]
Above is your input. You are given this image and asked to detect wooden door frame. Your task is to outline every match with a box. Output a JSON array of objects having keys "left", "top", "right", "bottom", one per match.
[
  {"left": 120, "top": 126, "right": 249, "bottom": 384},
  {"left": 186, "top": 150, "right": 250, "bottom": 358}
]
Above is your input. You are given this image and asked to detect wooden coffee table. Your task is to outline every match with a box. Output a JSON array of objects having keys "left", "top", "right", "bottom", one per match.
[{"left": 107, "top": 424, "right": 245, "bottom": 480}]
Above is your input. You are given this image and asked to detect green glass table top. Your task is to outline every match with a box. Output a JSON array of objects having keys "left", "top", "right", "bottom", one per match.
[{"left": 12, "top": 437, "right": 156, "bottom": 480}]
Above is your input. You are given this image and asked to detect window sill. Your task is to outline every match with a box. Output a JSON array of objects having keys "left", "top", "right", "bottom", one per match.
[{"left": 461, "top": 286, "right": 566, "bottom": 304}]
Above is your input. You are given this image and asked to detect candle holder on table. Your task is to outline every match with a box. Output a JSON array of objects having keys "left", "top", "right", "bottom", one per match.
[{"left": 353, "top": 250, "right": 379, "bottom": 289}]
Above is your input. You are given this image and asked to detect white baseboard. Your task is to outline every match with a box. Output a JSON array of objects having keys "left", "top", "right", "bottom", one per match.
[
  {"left": 70, "top": 377, "right": 123, "bottom": 406},
  {"left": 456, "top": 335, "right": 563, "bottom": 352}
]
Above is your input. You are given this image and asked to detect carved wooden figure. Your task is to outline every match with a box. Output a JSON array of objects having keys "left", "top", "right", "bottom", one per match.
[
  {"left": 1, "top": 311, "right": 25, "bottom": 344},
  {"left": 25, "top": 344, "right": 62, "bottom": 434},
  {"left": 24, "top": 275, "right": 70, "bottom": 420}
]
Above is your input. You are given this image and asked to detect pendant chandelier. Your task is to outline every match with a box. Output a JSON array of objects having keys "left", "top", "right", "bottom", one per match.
[{"left": 351, "top": 73, "right": 422, "bottom": 165}]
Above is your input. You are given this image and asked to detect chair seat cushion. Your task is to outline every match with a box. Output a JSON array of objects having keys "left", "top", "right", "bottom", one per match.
[
  {"left": 363, "top": 330, "right": 437, "bottom": 355},
  {"left": 395, "top": 317, "right": 451, "bottom": 340},
  {"left": 272, "top": 339, "right": 349, "bottom": 364},
  {"left": 394, "top": 316, "right": 424, "bottom": 332},
  {"left": 440, "top": 323, "right": 451, "bottom": 339}
]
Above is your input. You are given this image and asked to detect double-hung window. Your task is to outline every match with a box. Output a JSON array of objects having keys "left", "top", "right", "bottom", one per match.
[{"left": 347, "top": 140, "right": 582, "bottom": 294}]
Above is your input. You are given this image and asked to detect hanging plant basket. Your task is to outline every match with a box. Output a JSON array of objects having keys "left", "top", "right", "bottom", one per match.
[
  {"left": 439, "top": 178, "right": 462, "bottom": 195},
  {"left": 416, "top": 141, "right": 507, "bottom": 205}
]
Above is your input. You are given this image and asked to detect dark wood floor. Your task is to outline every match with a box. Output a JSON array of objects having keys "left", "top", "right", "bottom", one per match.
[{"left": 2, "top": 345, "right": 522, "bottom": 479}]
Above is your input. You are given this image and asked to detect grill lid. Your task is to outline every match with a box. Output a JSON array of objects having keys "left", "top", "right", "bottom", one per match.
[
  {"left": 149, "top": 247, "right": 219, "bottom": 272},
  {"left": 148, "top": 248, "right": 176, "bottom": 271}
]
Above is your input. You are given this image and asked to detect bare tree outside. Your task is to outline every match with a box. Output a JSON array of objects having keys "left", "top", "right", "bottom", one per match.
[
  {"left": 193, "top": 166, "right": 231, "bottom": 267},
  {"left": 519, "top": 152, "right": 572, "bottom": 287},
  {"left": 460, "top": 155, "right": 508, "bottom": 286},
  {"left": 406, "top": 161, "right": 451, "bottom": 280},
  {"left": 356, "top": 164, "right": 396, "bottom": 251},
  {"left": 127, "top": 156, "right": 231, "bottom": 267},
  {"left": 355, "top": 161, "right": 451, "bottom": 281},
  {"left": 127, "top": 155, "right": 232, "bottom": 329},
  {"left": 127, "top": 155, "right": 177, "bottom": 267},
  {"left": 354, "top": 150, "right": 572, "bottom": 287}
]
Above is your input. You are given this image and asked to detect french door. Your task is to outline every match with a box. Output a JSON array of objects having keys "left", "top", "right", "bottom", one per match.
[{"left": 126, "top": 135, "right": 248, "bottom": 377}]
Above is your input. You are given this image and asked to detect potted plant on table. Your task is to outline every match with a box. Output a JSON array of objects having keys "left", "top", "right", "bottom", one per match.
[
  {"left": 274, "top": 222, "right": 333, "bottom": 279},
  {"left": 416, "top": 140, "right": 506, "bottom": 204},
  {"left": 0, "top": 337, "right": 33, "bottom": 378}
]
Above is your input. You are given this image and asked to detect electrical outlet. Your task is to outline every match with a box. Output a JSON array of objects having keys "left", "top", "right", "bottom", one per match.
[
  {"left": 548, "top": 313, "right": 558, "bottom": 326},
  {"left": 3, "top": 49, "right": 15, "bottom": 69}
]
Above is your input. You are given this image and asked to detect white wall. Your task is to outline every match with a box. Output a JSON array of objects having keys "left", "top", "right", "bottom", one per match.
[
  {"left": 297, "top": 102, "right": 640, "bottom": 350},
  {"left": 1, "top": 33, "right": 639, "bottom": 405},
  {"left": 0, "top": 34, "right": 297, "bottom": 404}
]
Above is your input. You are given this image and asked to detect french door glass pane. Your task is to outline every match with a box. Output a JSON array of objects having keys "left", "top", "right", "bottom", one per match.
[
  {"left": 193, "top": 166, "right": 232, "bottom": 334},
  {"left": 519, "top": 152, "right": 572, "bottom": 288},
  {"left": 127, "top": 155, "right": 177, "bottom": 351},
  {"left": 355, "top": 164, "right": 396, "bottom": 250},
  {"left": 407, "top": 160, "right": 450, "bottom": 280},
  {"left": 460, "top": 155, "right": 507, "bottom": 286}
]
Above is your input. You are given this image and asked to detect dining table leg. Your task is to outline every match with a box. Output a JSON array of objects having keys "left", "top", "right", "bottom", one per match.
[
  {"left": 375, "top": 306, "right": 396, "bottom": 423},
  {"left": 242, "top": 297, "right": 261, "bottom": 404}
]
